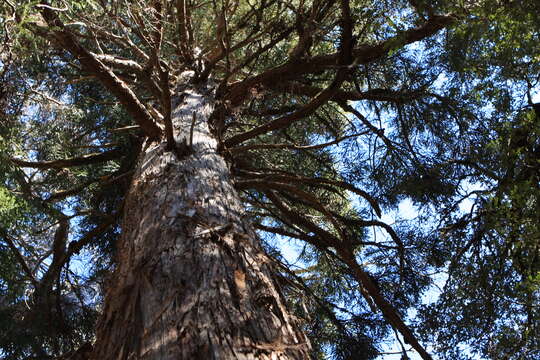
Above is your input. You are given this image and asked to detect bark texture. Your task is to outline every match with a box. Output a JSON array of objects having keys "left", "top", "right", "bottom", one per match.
[{"left": 92, "top": 76, "right": 311, "bottom": 360}]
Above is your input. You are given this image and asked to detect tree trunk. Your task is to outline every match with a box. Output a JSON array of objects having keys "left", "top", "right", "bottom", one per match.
[{"left": 91, "top": 76, "right": 311, "bottom": 360}]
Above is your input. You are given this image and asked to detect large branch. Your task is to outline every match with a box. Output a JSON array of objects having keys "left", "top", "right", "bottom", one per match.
[
  {"left": 254, "top": 223, "right": 317, "bottom": 244},
  {"left": 226, "top": 14, "right": 456, "bottom": 106},
  {"left": 11, "top": 148, "right": 123, "bottom": 169},
  {"left": 91, "top": 53, "right": 144, "bottom": 73},
  {"left": 222, "top": 0, "right": 354, "bottom": 145},
  {"left": 240, "top": 180, "right": 346, "bottom": 240},
  {"left": 251, "top": 186, "right": 429, "bottom": 358},
  {"left": 236, "top": 170, "right": 382, "bottom": 217},
  {"left": 44, "top": 178, "right": 101, "bottom": 202},
  {"left": 339, "top": 250, "right": 434, "bottom": 360},
  {"left": 341, "top": 217, "right": 403, "bottom": 251},
  {"left": 265, "top": 191, "right": 339, "bottom": 248},
  {"left": 271, "top": 82, "right": 428, "bottom": 103},
  {"left": 0, "top": 229, "right": 38, "bottom": 286},
  {"left": 66, "top": 215, "right": 118, "bottom": 259},
  {"left": 258, "top": 194, "right": 431, "bottom": 359},
  {"left": 228, "top": 132, "right": 368, "bottom": 152},
  {"left": 38, "top": 5, "right": 162, "bottom": 140},
  {"left": 224, "top": 71, "right": 347, "bottom": 147}
]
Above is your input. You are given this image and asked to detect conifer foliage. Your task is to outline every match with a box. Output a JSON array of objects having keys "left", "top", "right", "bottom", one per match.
[{"left": 0, "top": 1, "right": 539, "bottom": 359}]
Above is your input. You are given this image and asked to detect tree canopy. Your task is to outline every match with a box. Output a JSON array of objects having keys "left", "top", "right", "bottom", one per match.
[{"left": 0, "top": 0, "right": 539, "bottom": 359}]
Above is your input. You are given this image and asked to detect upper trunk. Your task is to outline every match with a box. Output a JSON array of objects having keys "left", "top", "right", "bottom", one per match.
[{"left": 91, "top": 76, "right": 311, "bottom": 360}]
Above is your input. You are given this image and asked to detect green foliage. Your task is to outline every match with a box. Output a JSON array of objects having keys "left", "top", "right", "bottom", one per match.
[{"left": 1, "top": 0, "right": 540, "bottom": 359}]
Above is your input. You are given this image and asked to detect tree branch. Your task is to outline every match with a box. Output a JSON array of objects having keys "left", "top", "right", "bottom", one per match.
[
  {"left": 226, "top": 14, "right": 456, "bottom": 106},
  {"left": 236, "top": 170, "right": 382, "bottom": 217},
  {"left": 228, "top": 132, "right": 368, "bottom": 153},
  {"left": 0, "top": 229, "right": 38, "bottom": 286},
  {"left": 224, "top": 69, "right": 348, "bottom": 147},
  {"left": 11, "top": 148, "right": 123, "bottom": 169},
  {"left": 271, "top": 82, "right": 428, "bottom": 103},
  {"left": 265, "top": 191, "right": 338, "bottom": 249},
  {"left": 38, "top": 4, "right": 162, "bottom": 140},
  {"left": 339, "top": 251, "right": 433, "bottom": 360}
]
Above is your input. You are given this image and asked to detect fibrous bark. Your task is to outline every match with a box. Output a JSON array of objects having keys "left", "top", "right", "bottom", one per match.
[{"left": 92, "top": 75, "right": 311, "bottom": 360}]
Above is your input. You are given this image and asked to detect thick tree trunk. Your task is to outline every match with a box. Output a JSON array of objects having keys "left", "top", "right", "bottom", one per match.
[{"left": 91, "top": 77, "right": 311, "bottom": 360}]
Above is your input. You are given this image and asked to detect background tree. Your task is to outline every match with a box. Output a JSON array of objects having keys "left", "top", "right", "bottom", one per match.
[{"left": 0, "top": 0, "right": 538, "bottom": 360}]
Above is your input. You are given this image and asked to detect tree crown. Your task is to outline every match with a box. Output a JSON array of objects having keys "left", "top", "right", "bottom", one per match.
[{"left": 1, "top": 0, "right": 539, "bottom": 359}]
